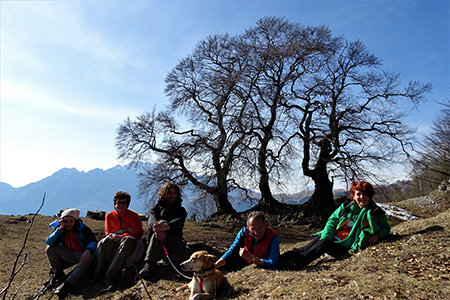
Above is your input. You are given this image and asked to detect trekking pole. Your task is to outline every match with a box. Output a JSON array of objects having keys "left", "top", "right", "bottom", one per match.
[
  {"left": 132, "top": 265, "right": 153, "bottom": 300},
  {"left": 31, "top": 274, "right": 55, "bottom": 300}
]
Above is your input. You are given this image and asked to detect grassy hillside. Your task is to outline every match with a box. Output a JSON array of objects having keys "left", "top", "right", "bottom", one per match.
[{"left": 1, "top": 194, "right": 449, "bottom": 299}]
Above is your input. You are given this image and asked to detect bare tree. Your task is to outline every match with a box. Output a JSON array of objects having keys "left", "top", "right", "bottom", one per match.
[
  {"left": 288, "top": 38, "right": 432, "bottom": 219},
  {"left": 116, "top": 17, "right": 337, "bottom": 215},
  {"left": 412, "top": 98, "right": 450, "bottom": 190}
]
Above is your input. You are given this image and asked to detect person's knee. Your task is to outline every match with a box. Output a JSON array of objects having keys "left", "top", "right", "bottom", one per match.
[
  {"left": 45, "top": 245, "right": 60, "bottom": 258},
  {"left": 98, "top": 237, "right": 115, "bottom": 249},
  {"left": 121, "top": 236, "right": 137, "bottom": 245},
  {"left": 119, "top": 236, "right": 137, "bottom": 252},
  {"left": 279, "top": 251, "right": 298, "bottom": 262}
]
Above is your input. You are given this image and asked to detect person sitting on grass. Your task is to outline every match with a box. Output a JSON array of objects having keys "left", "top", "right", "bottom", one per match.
[
  {"left": 139, "top": 181, "right": 192, "bottom": 280},
  {"left": 89, "top": 191, "right": 144, "bottom": 291},
  {"left": 44, "top": 208, "right": 97, "bottom": 298},
  {"left": 215, "top": 211, "right": 280, "bottom": 270},
  {"left": 277, "top": 180, "right": 391, "bottom": 270}
]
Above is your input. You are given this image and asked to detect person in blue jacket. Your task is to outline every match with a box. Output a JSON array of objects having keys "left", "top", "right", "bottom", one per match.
[
  {"left": 215, "top": 211, "right": 280, "bottom": 270},
  {"left": 44, "top": 208, "right": 97, "bottom": 298}
]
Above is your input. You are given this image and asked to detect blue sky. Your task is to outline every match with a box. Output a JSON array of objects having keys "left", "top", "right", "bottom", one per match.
[{"left": 1, "top": 0, "right": 449, "bottom": 188}]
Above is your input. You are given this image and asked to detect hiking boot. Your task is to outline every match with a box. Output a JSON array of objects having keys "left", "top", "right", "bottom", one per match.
[
  {"left": 54, "top": 281, "right": 71, "bottom": 299},
  {"left": 54, "top": 270, "right": 66, "bottom": 284},
  {"left": 138, "top": 261, "right": 155, "bottom": 279},
  {"left": 88, "top": 274, "right": 105, "bottom": 286},
  {"left": 105, "top": 276, "right": 117, "bottom": 292},
  {"left": 42, "top": 269, "right": 66, "bottom": 289}
]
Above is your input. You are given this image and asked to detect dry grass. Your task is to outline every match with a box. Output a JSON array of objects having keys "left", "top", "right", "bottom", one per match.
[{"left": 1, "top": 198, "right": 449, "bottom": 300}]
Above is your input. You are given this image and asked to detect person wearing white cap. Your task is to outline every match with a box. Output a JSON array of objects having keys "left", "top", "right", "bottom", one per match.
[{"left": 44, "top": 208, "right": 98, "bottom": 298}]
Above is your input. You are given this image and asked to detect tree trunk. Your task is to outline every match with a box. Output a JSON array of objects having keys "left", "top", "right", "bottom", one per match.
[
  {"left": 304, "top": 170, "right": 335, "bottom": 221},
  {"left": 256, "top": 138, "right": 282, "bottom": 209},
  {"left": 213, "top": 191, "right": 237, "bottom": 215},
  {"left": 302, "top": 139, "right": 337, "bottom": 221},
  {"left": 213, "top": 175, "right": 237, "bottom": 215}
]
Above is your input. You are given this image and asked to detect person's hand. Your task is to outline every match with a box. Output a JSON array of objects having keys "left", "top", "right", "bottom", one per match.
[
  {"left": 57, "top": 217, "right": 64, "bottom": 230},
  {"left": 109, "top": 233, "right": 123, "bottom": 243},
  {"left": 366, "top": 233, "right": 380, "bottom": 245},
  {"left": 239, "top": 248, "right": 252, "bottom": 261},
  {"left": 155, "top": 231, "right": 166, "bottom": 241},
  {"left": 152, "top": 221, "right": 169, "bottom": 233},
  {"left": 79, "top": 250, "right": 92, "bottom": 265},
  {"left": 215, "top": 258, "right": 226, "bottom": 268},
  {"left": 114, "top": 228, "right": 131, "bottom": 235}
]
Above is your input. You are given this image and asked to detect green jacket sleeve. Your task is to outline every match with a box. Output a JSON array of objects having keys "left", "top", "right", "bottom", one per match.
[{"left": 317, "top": 205, "right": 343, "bottom": 240}]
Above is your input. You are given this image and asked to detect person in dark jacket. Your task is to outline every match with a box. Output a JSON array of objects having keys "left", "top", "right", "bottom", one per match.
[
  {"left": 44, "top": 208, "right": 97, "bottom": 298},
  {"left": 215, "top": 211, "right": 280, "bottom": 270},
  {"left": 139, "top": 182, "right": 192, "bottom": 279},
  {"left": 277, "top": 180, "right": 391, "bottom": 270}
]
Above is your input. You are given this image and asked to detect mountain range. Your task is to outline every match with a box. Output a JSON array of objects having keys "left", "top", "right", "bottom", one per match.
[
  {"left": 0, "top": 165, "right": 143, "bottom": 217},
  {"left": 0, "top": 165, "right": 319, "bottom": 217}
]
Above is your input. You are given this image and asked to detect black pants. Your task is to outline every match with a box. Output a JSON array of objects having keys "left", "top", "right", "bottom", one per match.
[{"left": 277, "top": 235, "right": 348, "bottom": 269}]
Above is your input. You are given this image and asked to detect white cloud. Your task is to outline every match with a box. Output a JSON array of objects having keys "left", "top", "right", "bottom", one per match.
[
  {"left": 1, "top": 1, "right": 150, "bottom": 88},
  {"left": 1, "top": 78, "right": 138, "bottom": 121}
]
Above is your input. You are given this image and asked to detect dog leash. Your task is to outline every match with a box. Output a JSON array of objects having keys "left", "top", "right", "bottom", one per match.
[{"left": 160, "top": 240, "right": 192, "bottom": 280}]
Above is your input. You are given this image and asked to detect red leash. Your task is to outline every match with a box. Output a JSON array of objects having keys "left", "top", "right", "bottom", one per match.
[{"left": 159, "top": 240, "right": 192, "bottom": 280}]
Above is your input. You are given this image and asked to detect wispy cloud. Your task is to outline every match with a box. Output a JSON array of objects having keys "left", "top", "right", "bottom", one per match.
[
  {"left": 2, "top": 2, "right": 148, "bottom": 83},
  {"left": 1, "top": 78, "right": 138, "bottom": 121}
]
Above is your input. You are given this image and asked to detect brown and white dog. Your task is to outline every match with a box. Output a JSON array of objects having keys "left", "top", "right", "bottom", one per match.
[{"left": 177, "top": 251, "right": 225, "bottom": 300}]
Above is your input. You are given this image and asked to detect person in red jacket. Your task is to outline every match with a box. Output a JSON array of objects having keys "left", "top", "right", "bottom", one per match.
[
  {"left": 89, "top": 191, "right": 143, "bottom": 291},
  {"left": 215, "top": 211, "right": 280, "bottom": 270}
]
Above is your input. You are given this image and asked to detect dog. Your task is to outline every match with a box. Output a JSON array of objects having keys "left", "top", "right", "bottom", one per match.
[{"left": 176, "top": 251, "right": 225, "bottom": 300}]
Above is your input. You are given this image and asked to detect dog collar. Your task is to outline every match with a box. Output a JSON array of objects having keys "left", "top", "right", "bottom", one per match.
[{"left": 201, "top": 265, "right": 215, "bottom": 273}]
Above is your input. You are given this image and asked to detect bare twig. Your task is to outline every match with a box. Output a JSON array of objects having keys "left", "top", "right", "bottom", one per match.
[
  {"left": 11, "top": 278, "right": 28, "bottom": 300},
  {"left": 0, "top": 193, "right": 46, "bottom": 300}
]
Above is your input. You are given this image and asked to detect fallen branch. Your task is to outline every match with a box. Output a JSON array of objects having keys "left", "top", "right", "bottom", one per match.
[{"left": 0, "top": 193, "right": 46, "bottom": 300}]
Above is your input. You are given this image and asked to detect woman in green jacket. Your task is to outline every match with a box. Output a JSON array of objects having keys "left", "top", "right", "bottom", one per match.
[{"left": 277, "top": 180, "right": 390, "bottom": 270}]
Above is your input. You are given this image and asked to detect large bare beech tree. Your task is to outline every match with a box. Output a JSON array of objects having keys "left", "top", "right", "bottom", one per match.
[{"left": 116, "top": 17, "right": 336, "bottom": 215}]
